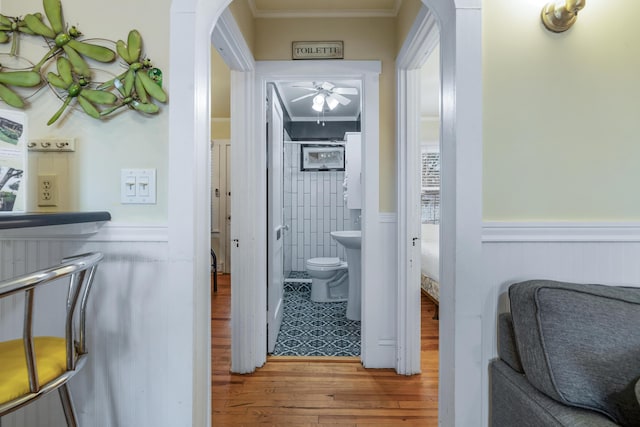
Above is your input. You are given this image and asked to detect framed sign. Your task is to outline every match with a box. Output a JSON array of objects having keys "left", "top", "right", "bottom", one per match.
[
  {"left": 292, "top": 41, "right": 343, "bottom": 60},
  {"left": 301, "top": 145, "right": 345, "bottom": 171},
  {"left": 0, "top": 110, "right": 27, "bottom": 212}
]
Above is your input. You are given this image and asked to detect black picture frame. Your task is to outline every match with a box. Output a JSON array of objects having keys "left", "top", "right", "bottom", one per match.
[{"left": 300, "top": 144, "right": 345, "bottom": 171}]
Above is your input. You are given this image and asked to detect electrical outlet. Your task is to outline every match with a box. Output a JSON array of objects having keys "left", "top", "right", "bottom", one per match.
[{"left": 38, "top": 175, "right": 58, "bottom": 207}]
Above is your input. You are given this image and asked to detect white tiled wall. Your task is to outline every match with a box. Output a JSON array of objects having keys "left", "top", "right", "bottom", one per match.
[{"left": 284, "top": 142, "right": 352, "bottom": 272}]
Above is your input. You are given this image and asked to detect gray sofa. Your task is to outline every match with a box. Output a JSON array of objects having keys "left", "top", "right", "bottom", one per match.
[{"left": 490, "top": 280, "right": 640, "bottom": 426}]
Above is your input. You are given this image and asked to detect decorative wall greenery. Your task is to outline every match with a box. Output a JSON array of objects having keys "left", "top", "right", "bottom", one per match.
[{"left": 0, "top": 0, "right": 166, "bottom": 125}]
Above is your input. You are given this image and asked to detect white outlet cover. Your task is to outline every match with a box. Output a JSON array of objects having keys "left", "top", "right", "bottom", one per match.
[{"left": 121, "top": 168, "right": 157, "bottom": 204}]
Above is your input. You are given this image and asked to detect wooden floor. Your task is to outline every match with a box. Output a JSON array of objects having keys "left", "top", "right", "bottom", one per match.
[{"left": 212, "top": 274, "right": 439, "bottom": 426}]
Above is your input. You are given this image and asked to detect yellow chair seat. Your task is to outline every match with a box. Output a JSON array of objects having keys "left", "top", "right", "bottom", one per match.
[{"left": 0, "top": 337, "right": 67, "bottom": 405}]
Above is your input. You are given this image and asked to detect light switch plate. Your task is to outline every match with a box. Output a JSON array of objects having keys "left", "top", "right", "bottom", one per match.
[{"left": 121, "top": 168, "right": 156, "bottom": 204}]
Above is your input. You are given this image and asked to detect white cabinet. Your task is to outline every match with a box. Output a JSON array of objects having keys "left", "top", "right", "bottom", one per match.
[{"left": 345, "top": 132, "right": 361, "bottom": 209}]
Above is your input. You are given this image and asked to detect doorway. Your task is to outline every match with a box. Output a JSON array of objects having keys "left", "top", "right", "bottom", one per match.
[
  {"left": 395, "top": 2, "right": 483, "bottom": 425},
  {"left": 167, "top": 0, "right": 483, "bottom": 425},
  {"left": 266, "top": 79, "right": 363, "bottom": 357},
  {"left": 257, "top": 61, "right": 380, "bottom": 362}
]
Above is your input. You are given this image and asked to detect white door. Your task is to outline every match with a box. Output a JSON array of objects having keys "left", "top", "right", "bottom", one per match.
[
  {"left": 211, "top": 140, "right": 231, "bottom": 273},
  {"left": 267, "top": 85, "right": 285, "bottom": 353},
  {"left": 224, "top": 145, "right": 231, "bottom": 273}
]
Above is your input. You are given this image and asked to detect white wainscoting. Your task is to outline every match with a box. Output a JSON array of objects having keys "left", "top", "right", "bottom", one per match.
[
  {"left": 361, "top": 213, "right": 398, "bottom": 368},
  {"left": 481, "top": 221, "right": 640, "bottom": 427},
  {"left": 0, "top": 224, "right": 180, "bottom": 427}
]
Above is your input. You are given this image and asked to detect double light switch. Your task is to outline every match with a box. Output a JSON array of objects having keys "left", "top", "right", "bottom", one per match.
[{"left": 121, "top": 168, "right": 156, "bottom": 204}]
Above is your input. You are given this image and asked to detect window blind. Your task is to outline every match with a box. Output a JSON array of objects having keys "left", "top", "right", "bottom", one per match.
[{"left": 421, "top": 150, "right": 440, "bottom": 224}]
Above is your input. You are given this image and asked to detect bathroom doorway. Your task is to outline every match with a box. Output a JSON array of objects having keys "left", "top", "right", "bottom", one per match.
[{"left": 265, "top": 78, "right": 363, "bottom": 357}]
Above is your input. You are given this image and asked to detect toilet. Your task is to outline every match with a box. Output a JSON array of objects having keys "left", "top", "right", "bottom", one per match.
[{"left": 305, "top": 257, "right": 349, "bottom": 302}]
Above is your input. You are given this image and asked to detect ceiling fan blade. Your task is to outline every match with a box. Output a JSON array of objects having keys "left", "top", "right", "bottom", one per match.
[
  {"left": 290, "top": 86, "right": 318, "bottom": 92},
  {"left": 333, "top": 87, "right": 358, "bottom": 95},
  {"left": 330, "top": 92, "right": 351, "bottom": 105},
  {"left": 289, "top": 81, "right": 315, "bottom": 88},
  {"left": 320, "top": 81, "right": 335, "bottom": 91},
  {"left": 291, "top": 93, "right": 316, "bottom": 102}
]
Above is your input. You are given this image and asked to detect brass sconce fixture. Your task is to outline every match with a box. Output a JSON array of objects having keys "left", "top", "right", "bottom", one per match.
[{"left": 541, "top": 0, "right": 585, "bottom": 32}]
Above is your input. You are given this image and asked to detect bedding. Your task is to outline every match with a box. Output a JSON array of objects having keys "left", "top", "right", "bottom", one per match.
[{"left": 420, "top": 240, "right": 439, "bottom": 283}]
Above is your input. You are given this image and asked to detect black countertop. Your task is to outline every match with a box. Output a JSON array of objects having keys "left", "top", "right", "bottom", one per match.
[{"left": 0, "top": 211, "right": 111, "bottom": 230}]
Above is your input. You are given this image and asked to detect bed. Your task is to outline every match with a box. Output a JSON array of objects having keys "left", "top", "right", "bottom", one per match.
[{"left": 420, "top": 224, "right": 440, "bottom": 319}]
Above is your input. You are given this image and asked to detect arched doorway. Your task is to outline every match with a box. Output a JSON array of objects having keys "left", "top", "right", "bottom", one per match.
[{"left": 167, "top": 0, "right": 482, "bottom": 425}]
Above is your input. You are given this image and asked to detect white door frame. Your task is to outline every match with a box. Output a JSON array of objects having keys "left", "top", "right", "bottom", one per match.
[
  {"left": 396, "top": 7, "right": 440, "bottom": 376},
  {"left": 396, "top": 1, "right": 483, "bottom": 426},
  {"left": 168, "top": 0, "right": 482, "bottom": 425},
  {"left": 255, "top": 60, "right": 381, "bottom": 366}
]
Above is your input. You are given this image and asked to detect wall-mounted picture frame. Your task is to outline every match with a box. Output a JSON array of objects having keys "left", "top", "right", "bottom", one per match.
[
  {"left": 0, "top": 110, "right": 27, "bottom": 213},
  {"left": 301, "top": 144, "right": 345, "bottom": 171}
]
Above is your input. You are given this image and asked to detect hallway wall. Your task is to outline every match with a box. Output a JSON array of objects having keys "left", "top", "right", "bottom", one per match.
[{"left": 483, "top": 0, "right": 640, "bottom": 221}]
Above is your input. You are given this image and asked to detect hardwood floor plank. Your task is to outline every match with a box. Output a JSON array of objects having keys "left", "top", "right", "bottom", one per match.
[
  {"left": 212, "top": 274, "right": 439, "bottom": 426},
  {"left": 318, "top": 414, "right": 438, "bottom": 424}
]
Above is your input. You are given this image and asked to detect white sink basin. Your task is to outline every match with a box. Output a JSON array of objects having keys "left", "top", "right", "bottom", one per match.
[
  {"left": 330, "top": 230, "right": 362, "bottom": 320},
  {"left": 330, "top": 230, "right": 361, "bottom": 249}
]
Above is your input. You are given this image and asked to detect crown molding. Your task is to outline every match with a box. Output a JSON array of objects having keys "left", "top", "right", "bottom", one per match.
[{"left": 248, "top": 0, "right": 402, "bottom": 19}]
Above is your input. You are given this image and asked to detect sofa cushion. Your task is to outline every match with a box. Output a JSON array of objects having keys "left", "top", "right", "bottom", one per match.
[{"left": 509, "top": 280, "right": 640, "bottom": 424}]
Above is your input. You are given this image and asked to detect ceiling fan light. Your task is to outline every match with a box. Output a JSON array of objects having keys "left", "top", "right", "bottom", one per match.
[
  {"left": 326, "top": 95, "right": 339, "bottom": 110},
  {"left": 312, "top": 94, "right": 325, "bottom": 112}
]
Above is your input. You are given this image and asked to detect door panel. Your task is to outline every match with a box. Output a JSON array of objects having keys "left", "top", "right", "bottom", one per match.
[
  {"left": 211, "top": 141, "right": 231, "bottom": 273},
  {"left": 225, "top": 146, "right": 231, "bottom": 273},
  {"left": 267, "top": 85, "right": 285, "bottom": 353}
]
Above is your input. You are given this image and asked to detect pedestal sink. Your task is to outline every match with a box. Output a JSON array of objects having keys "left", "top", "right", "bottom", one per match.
[{"left": 330, "top": 230, "right": 361, "bottom": 320}]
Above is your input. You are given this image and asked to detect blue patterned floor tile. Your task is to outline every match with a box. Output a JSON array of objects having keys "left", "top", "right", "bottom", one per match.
[{"left": 272, "top": 282, "right": 360, "bottom": 357}]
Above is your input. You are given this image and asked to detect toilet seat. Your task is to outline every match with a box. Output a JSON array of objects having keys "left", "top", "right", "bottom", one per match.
[{"left": 307, "top": 257, "right": 342, "bottom": 268}]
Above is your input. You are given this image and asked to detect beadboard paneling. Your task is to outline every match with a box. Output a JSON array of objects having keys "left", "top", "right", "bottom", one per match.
[
  {"left": 481, "top": 222, "right": 640, "bottom": 427},
  {"left": 482, "top": 223, "right": 640, "bottom": 335},
  {"left": 0, "top": 227, "right": 183, "bottom": 427},
  {"left": 361, "top": 213, "right": 397, "bottom": 368}
]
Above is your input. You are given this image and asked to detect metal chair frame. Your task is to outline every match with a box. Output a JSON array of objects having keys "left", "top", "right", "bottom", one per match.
[{"left": 0, "top": 252, "right": 103, "bottom": 427}]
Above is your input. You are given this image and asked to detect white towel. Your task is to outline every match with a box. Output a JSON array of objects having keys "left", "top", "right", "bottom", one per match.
[{"left": 343, "top": 172, "right": 348, "bottom": 201}]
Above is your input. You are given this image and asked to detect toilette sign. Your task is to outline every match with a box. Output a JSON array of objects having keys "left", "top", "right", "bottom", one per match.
[{"left": 292, "top": 41, "right": 344, "bottom": 60}]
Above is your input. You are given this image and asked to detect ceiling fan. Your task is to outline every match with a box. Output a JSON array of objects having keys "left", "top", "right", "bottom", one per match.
[{"left": 290, "top": 81, "right": 358, "bottom": 112}]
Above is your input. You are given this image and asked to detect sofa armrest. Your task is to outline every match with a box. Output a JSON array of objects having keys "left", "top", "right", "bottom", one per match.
[
  {"left": 498, "top": 313, "right": 523, "bottom": 373},
  {"left": 614, "top": 377, "right": 640, "bottom": 427}
]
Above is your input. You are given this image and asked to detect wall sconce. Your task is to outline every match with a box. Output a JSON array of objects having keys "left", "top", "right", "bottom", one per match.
[{"left": 541, "top": 0, "right": 585, "bottom": 32}]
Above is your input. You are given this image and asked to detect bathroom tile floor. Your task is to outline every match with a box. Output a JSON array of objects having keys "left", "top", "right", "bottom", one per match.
[
  {"left": 272, "top": 281, "right": 361, "bottom": 357},
  {"left": 286, "top": 270, "right": 311, "bottom": 280}
]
